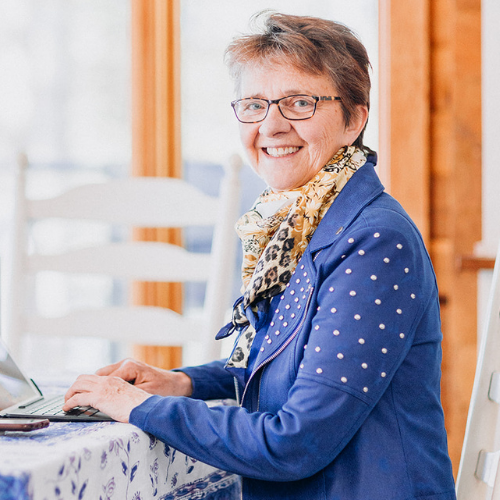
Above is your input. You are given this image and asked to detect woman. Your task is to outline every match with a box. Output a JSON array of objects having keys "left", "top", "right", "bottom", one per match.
[{"left": 64, "top": 12, "right": 457, "bottom": 500}]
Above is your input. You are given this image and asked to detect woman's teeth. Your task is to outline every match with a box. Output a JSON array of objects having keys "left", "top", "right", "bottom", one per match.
[{"left": 266, "top": 146, "right": 300, "bottom": 157}]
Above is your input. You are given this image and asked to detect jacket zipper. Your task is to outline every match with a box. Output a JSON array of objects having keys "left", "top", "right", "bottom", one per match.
[
  {"left": 233, "top": 377, "right": 240, "bottom": 406},
  {"left": 240, "top": 286, "right": 315, "bottom": 408}
]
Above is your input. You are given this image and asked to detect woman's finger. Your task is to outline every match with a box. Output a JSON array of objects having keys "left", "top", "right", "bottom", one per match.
[
  {"left": 95, "top": 359, "right": 131, "bottom": 376},
  {"left": 96, "top": 358, "right": 144, "bottom": 383},
  {"left": 107, "top": 362, "right": 142, "bottom": 383},
  {"left": 62, "top": 392, "right": 94, "bottom": 412},
  {"left": 64, "top": 375, "right": 151, "bottom": 423},
  {"left": 64, "top": 374, "right": 98, "bottom": 402}
]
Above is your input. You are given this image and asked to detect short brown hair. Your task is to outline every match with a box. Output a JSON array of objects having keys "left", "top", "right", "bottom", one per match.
[{"left": 225, "top": 11, "right": 371, "bottom": 149}]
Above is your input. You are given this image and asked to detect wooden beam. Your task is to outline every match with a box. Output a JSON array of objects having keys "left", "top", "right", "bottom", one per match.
[
  {"left": 378, "top": 0, "right": 431, "bottom": 243},
  {"left": 379, "top": 0, "right": 482, "bottom": 476},
  {"left": 131, "top": 0, "right": 183, "bottom": 370},
  {"left": 429, "top": 0, "right": 482, "bottom": 475},
  {"left": 457, "top": 256, "right": 495, "bottom": 271}
]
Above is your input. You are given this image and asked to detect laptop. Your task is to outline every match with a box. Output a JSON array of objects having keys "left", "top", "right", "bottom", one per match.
[{"left": 0, "top": 338, "right": 113, "bottom": 422}]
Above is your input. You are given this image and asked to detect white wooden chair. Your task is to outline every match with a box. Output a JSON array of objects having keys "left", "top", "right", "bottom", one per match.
[
  {"left": 456, "top": 241, "right": 500, "bottom": 499},
  {"left": 5, "top": 153, "right": 242, "bottom": 366}
]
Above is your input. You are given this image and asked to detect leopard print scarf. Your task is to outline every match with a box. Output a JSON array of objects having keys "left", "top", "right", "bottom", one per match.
[{"left": 225, "top": 146, "right": 367, "bottom": 368}]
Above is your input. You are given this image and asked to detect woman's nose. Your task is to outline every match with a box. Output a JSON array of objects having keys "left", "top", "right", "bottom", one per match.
[{"left": 258, "top": 103, "right": 291, "bottom": 136}]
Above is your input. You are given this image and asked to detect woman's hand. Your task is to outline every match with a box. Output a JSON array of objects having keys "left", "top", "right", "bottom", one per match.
[
  {"left": 62, "top": 358, "right": 194, "bottom": 423},
  {"left": 94, "top": 358, "right": 193, "bottom": 397},
  {"left": 63, "top": 374, "right": 151, "bottom": 423}
]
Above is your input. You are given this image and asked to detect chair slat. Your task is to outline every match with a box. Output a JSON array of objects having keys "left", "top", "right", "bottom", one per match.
[
  {"left": 27, "top": 177, "right": 220, "bottom": 226},
  {"left": 27, "top": 242, "right": 212, "bottom": 282},
  {"left": 475, "top": 450, "right": 500, "bottom": 489},
  {"left": 25, "top": 307, "right": 204, "bottom": 344}
]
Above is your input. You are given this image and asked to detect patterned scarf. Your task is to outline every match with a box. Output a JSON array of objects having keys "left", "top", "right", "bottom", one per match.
[{"left": 224, "top": 146, "right": 367, "bottom": 368}]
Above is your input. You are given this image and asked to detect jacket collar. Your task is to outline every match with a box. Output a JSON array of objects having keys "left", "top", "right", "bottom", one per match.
[{"left": 308, "top": 153, "right": 384, "bottom": 253}]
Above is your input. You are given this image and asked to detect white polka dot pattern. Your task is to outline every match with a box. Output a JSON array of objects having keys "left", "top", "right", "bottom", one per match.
[{"left": 290, "top": 229, "right": 421, "bottom": 399}]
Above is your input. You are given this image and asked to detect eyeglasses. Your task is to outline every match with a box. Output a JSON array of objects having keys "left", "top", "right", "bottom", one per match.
[{"left": 231, "top": 94, "right": 342, "bottom": 123}]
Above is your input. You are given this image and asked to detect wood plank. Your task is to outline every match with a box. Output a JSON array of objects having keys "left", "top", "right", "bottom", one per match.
[
  {"left": 378, "top": 0, "right": 431, "bottom": 243},
  {"left": 458, "top": 256, "right": 495, "bottom": 271},
  {"left": 131, "top": 0, "right": 183, "bottom": 370},
  {"left": 429, "top": 0, "right": 482, "bottom": 475},
  {"left": 380, "top": 0, "right": 482, "bottom": 476}
]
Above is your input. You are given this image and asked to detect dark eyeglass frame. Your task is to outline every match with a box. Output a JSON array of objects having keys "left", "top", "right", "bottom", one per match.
[{"left": 230, "top": 94, "right": 342, "bottom": 123}]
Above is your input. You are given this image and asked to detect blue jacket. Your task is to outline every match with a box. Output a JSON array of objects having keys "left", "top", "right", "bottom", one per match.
[{"left": 130, "top": 158, "right": 457, "bottom": 500}]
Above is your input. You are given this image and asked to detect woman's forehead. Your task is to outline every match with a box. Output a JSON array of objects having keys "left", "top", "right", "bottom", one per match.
[{"left": 238, "top": 63, "right": 336, "bottom": 97}]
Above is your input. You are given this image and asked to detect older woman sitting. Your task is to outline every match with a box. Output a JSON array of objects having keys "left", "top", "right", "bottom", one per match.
[{"left": 64, "top": 12, "right": 457, "bottom": 500}]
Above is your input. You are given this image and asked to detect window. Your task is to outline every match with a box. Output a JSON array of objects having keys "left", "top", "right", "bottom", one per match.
[{"left": 0, "top": 1, "right": 131, "bottom": 379}]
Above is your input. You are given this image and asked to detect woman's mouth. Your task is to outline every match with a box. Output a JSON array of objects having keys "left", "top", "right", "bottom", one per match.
[{"left": 265, "top": 146, "right": 300, "bottom": 158}]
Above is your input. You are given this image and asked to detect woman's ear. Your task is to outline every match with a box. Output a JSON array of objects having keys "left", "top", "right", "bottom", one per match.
[{"left": 345, "top": 105, "right": 369, "bottom": 144}]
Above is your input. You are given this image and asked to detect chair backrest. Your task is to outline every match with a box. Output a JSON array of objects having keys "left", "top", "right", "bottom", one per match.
[
  {"left": 456, "top": 241, "right": 500, "bottom": 499},
  {"left": 5, "top": 153, "right": 242, "bottom": 366}
]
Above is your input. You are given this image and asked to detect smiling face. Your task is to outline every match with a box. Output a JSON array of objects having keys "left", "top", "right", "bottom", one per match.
[{"left": 238, "top": 64, "right": 368, "bottom": 191}]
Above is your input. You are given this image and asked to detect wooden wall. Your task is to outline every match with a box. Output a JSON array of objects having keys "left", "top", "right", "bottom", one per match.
[{"left": 379, "top": 0, "right": 482, "bottom": 475}]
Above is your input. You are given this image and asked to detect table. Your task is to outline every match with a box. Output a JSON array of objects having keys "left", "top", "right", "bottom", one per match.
[{"left": 0, "top": 401, "right": 241, "bottom": 500}]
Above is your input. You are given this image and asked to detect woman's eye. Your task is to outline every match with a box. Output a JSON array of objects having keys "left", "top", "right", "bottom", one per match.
[
  {"left": 295, "top": 99, "right": 309, "bottom": 108},
  {"left": 245, "top": 101, "right": 265, "bottom": 112},
  {"left": 294, "top": 99, "right": 311, "bottom": 108}
]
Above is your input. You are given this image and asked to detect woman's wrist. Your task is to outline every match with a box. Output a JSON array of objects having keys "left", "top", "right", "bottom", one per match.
[{"left": 172, "top": 370, "right": 193, "bottom": 397}]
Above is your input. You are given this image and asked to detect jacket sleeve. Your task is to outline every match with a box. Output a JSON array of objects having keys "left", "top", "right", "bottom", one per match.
[
  {"left": 176, "top": 359, "right": 237, "bottom": 401},
  {"left": 130, "top": 225, "right": 435, "bottom": 481}
]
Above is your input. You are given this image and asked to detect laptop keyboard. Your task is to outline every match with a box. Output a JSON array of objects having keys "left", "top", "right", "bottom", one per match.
[{"left": 24, "top": 395, "right": 101, "bottom": 417}]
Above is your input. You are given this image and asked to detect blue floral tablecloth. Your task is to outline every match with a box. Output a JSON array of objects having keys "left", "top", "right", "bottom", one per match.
[{"left": 0, "top": 401, "right": 241, "bottom": 500}]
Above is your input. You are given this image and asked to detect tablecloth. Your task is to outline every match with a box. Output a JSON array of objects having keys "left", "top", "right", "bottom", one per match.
[{"left": 0, "top": 402, "right": 241, "bottom": 500}]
